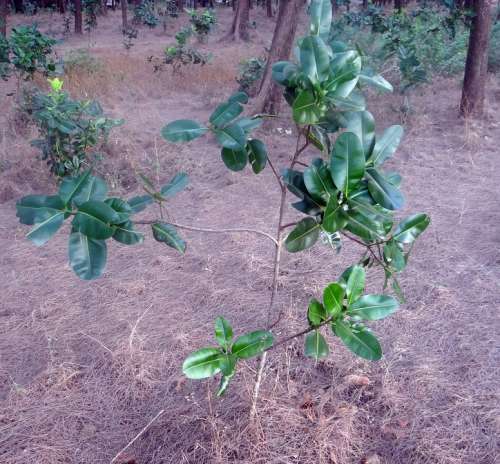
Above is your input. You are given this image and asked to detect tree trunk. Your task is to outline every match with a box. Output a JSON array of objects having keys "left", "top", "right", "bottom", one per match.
[
  {"left": 460, "top": 0, "right": 494, "bottom": 117},
  {"left": 266, "top": 0, "right": 272, "bottom": 17},
  {"left": 74, "top": 0, "right": 83, "bottom": 34},
  {"left": 0, "top": 0, "right": 7, "bottom": 37},
  {"left": 13, "top": 0, "right": 23, "bottom": 13},
  {"left": 394, "top": 0, "right": 403, "bottom": 11},
  {"left": 254, "top": 0, "right": 306, "bottom": 115},
  {"left": 225, "top": 0, "right": 249, "bottom": 41},
  {"left": 121, "top": 0, "right": 128, "bottom": 29}
]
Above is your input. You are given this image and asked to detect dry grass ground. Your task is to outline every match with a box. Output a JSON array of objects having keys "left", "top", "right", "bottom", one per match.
[{"left": 0, "top": 7, "right": 499, "bottom": 464}]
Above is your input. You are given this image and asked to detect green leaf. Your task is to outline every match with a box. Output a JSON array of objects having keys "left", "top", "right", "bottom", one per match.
[
  {"left": 309, "top": 0, "right": 332, "bottom": 39},
  {"left": 112, "top": 221, "right": 144, "bottom": 245},
  {"left": 227, "top": 91, "right": 249, "bottom": 104},
  {"left": 26, "top": 210, "right": 65, "bottom": 246},
  {"left": 330, "top": 90, "right": 366, "bottom": 111},
  {"left": 300, "top": 35, "right": 331, "bottom": 84},
  {"left": 348, "top": 294, "right": 398, "bottom": 320},
  {"left": 323, "top": 282, "right": 345, "bottom": 317},
  {"left": 209, "top": 101, "right": 243, "bottom": 128},
  {"left": 182, "top": 348, "right": 222, "bottom": 379},
  {"left": 285, "top": 217, "right": 321, "bottom": 253},
  {"left": 323, "top": 196, "right": 347, "bottom": 233},
  {"left": 138, "top": 173, "right": 156, "bottom": 193},
  {"left": 160, "top": 172, "right": 189, "bottom": 198},
  {"left": 247, "top": 139, "right": 267, "bottom": 174},
  {"left": 215, "top": 316, "right": 233, "bottom": 349},
  {"left": 215, "top": 123, "right": 246, "bottom": 151},
  {"left": 383, "top": 240, "right": 406, "bottom": 271},
  {"left": 292, "top": 90, "right": 323, "bottom": 125},
  {"left": 370, "top": 125, "right": 404, "bottom": 166},
  {"left": 161, "top": 119, "right": 208, "bottom": 143},
  {"left": 327, "top": 51, "right": 362, "bottom": 97},
  {"left": 232, "top": 330, "right": 274, "bottom": 359},
  {"left": 151, "top": 223, "right": 186, "bottom": 253},
  {"left": 305, "top": 331, "right": 329, "bottom": 360},
  {"left": 72, "top": 201, "right": 119, "bottom": 240},
  {"left": 128, "top": 195, "right": 153, "bottom": 214},
  {"left": 68, "top": 231, "right": 107, "bottom": 280},
  {"left": 333, "top": 321, "right": 382, "bottom": 361},
  {"left": 330, "top": 132, "right": 364, "bottom": 196},
  {"left": 308, "top": 298, "right": 328, "bottom": 326},
  {"left": 342, "top": 111, "right": 376, "bottom": 158},
  {"left": 393, "top": 213, "right": 431, "bottom": 244},
  {"left": 367, "top": 168, "right": 404, "bottom": 210},
  {"left": 235, "top": 117, "right": 262, "bottom": 134},
  {"left": 304, "top": 158, "right": 336, "bottom": 203},
  {"left": 344, "top": 209, "right": 385, "bottom": 242},
  {"left": 16, "top": 195, "right": 65, "bottom": 225},
  {"left": 104, "top": 198, "right": 132, "bottom": 224},
  {"left": 58, "top": 171, "right": 91, "bottom": 205},
  {"left": 217, "top": 372, "right": 235, "bottom": 397},
  {"left": 71, "top": 175, "right": 108, "bottom": 207},
  {"left": 359, "top": 71, "right": 393, "bottom": 93},
  {"left": 346, "top": 265, "right": 365, "bottom": 305},
  {"left": 221, "top": 147, "right": 247, "bottom": 171}
]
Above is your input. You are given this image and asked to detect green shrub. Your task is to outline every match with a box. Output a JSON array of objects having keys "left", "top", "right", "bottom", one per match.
[
  {"left": 187, "top": 8, "right": 217, "bottom": 41},
  {"left": 236, "top": 57, "right": 266, "bottom": 95},
  {"left": 28, "top": 78, "right": 123, "bottom": 177},
  {"left": 133, "top": 1, "right": 159, "bottom": 28}
]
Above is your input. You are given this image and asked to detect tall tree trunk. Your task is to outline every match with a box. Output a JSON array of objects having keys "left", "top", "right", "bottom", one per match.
[
  {"left": 225, "top": 0, "right": 249, "bottom": 41},
  {"left": 254, "top": 0, "right": 306, "bottom": 115},
  {"left": 121, "top": 0, "right": 128, "bottom": 29},
  {"left": 460, "top": 0, "right": 494, "bottom": 116},
  {"left": 266, "top": 0, "right": 272, "bottom": 17},
  {"left": 74, "top": 0, "right": 83, "bottom": 34},
  {"left": 0, "top": 0, "right": 7, "bottom": 37}
]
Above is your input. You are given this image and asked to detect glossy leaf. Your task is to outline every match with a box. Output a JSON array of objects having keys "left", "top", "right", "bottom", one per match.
[
  {"left": 232, "top": 330, "right": 274, "bottom": 359},
  {"left": 72, "top": 201, "right": 118, "bottom": 240},
  {"left": 346, "top": 265, "right": 365, "bottom": 304},
  {"left": 68, "top": 231, "right": 107, "bottom": 280},
  {"left": 182, "top": 348, "right": 222, "bottom": 379},
  {"left": 58, "top": 171, "right": 91, "bottom": 205},
  {"left": 112, "top": 221, "right": 144, "bottom": 245},
  {"left": 327, "top": 51, "right": 362, "bottom": 97},
  {"left": 330, "top": 132, "right": 364, "bottom": 196},
  {"left": 215, "top": 123, "right": 246, "bottom": 151},
  {"left": 323, "top": 196, "right": 347, "bottom": 233},
  {"left": 333, "top": 320, "right": 382, "bottom": 360},
  {"left": 292, "top": 90, "right": 323, "bottom": 125},
  {"left": 151, "top": 223, "right": 186, "bottom": 253},
  {"left": 370, "top": 125, "right": 404, "bottom": 166},
  {"left": 228, "top": 91, "right": 249, "bottom": 104},
  {"left": 105, "top": 197, "right": 132, "bottom": 224},
  {"left": 383, "top": 240, "right": 406, "bottom": 271},
  {"left": 247, "top": 139, "right": 267, "bottom": 174},
  {"left": 215, "top": 316, "right": 233, "bottom": 349},
  {"left": 308, "top": 298, "right": 328, "bottom": 326},
  {"left": 221, "top": 147, "right": 247, "bottom": 171},
  {"left": 359, "top": 71, "right": 393, "bottom": 93},
  {"left": 128, "top": 195, "right": 153, "bottom": 214},
  {"left": 304, "top": 158, "right": 336, "bottom": 203},
  {"left": 26, "top": 210, "right": 65, "bottom": 246},
  {"left": 330, "top": 90, "right": 366, "bottom": 111},
  {"left": 348, "top": 295, "right": 398, "bottom": 320},
  {"left": 71, "top": 175, "right": 108, "bottom": 207},
  {"left": 367, "top": 168, "right": 405, "bottom": 210},
  {"left": 16, "top": 195, "right": 65, "bottom": 225},
  {"left": 300, "top": 35, "right": 330, "bottom": 84},
  {"left": 285, "top": 218, "right": 321, "bottom": 253},
  {"left": 209, "top": 101, "right": 243, "bottom": 128},
  {"left": 161, "top": 119, "right": 208, "bottom": 143},
  {"left": 344, "top": 209, "right": 385, "bottom": 242},
  {"left": 393, "top": 213, "right": 431, "bottom": 244},
  {"left": 309, "top": 0, "right": 332, "bottom": 39},
  {"left": 305, "top": 331, "right": 329, "bottom": 360},
  {"left": 323, "top": 282, "right": 345, "bottom": 317},
  {"left": 160, "top": 172, "right": 189, "bottom": 198},
  {"left": 342, "top": 111, "right": 376, "bottom": 158}
]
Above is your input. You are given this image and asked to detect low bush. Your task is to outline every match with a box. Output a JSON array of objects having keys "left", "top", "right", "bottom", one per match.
[
  {"left": 236, "top": 57, "right": 266, "bottom": 95},
  {"left": 187, "top": 8, "right": 217, "bottom": 41}
]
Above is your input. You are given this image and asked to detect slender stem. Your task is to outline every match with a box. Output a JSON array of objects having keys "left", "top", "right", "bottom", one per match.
[
  {"left": 280, "top": 221, "right": 298, "bottom": 230},
  {"left": 267, "top": 156, "right": 283, "bottom": 187},
  {"left": 135, "top": 219, "right": 278, "bottom": 247}
]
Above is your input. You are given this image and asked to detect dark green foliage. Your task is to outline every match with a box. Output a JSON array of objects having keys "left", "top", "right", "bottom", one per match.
[
  {"left": 236, "top": 57, "right": 266, "bottom": 95},
  {"left": 28, "top": 78, "right": 123, "bottom": 177},
  {"left": 133, "top": 0, "right": 159, "bottom": 27},
  {"left": 187, "top": 8, "right": 217, "bottom": 40}
]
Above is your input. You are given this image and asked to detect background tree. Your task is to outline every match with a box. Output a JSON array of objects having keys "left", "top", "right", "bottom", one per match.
[
  {"left": 254, "top": 0, "right": 307, "bottom": 114},
  {"left": 266, "top": 0, "right": 273, "bottom": 17},
  {"left": 0, "top": 0, "right": 7, "bottom": 37},
  {"left": 121, "top": 0, "right": 128, "bottom": 29},
  {"left": 460, "top": 0, "right": 494, "bottom": 116},
  {"left": 75, "top": 0, "right": 83, "bottom": 34},
  {"left": 225, "top": 0, "right": 250, "bottom": 41}
]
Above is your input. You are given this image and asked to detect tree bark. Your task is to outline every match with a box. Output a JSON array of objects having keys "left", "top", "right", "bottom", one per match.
[
  {"left": 254, "top": 0, "right": 306, "bottom": 115},
  {"left": 121, "top": 0, "right": 128, "bottom": 29},
  {"left": 74, "top": 0, "right": 83, "bottom": 34},
  {"left": 460, "top": 0, "right": 494, "bottom": 117},
  {"left": 266, "top": 0, "right": 272, "bottom": 17},
  {"left": 0, "top": 0, "right": 7, "bottom": 37},
  {"left": 225, "top": 0, "right": 249, "bottom": 41}
]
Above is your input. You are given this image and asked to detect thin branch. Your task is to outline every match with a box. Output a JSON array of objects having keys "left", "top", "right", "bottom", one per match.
[
  {"left": 267, "top": 156, "right": 283, "bottom": 187},
  {"left": 135, "top": 219, "right": 278, "bottom": 247},
  {"left": 110, "top": 409, "right": 165, "bottom": 464},
  {"left": 280, "top": 221, "right": 298, "bottom": 230}
]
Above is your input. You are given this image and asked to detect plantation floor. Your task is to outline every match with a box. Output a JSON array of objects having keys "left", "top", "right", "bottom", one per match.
[{"left": 0, "top": 8, "right": 499, "bottom": 464}]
